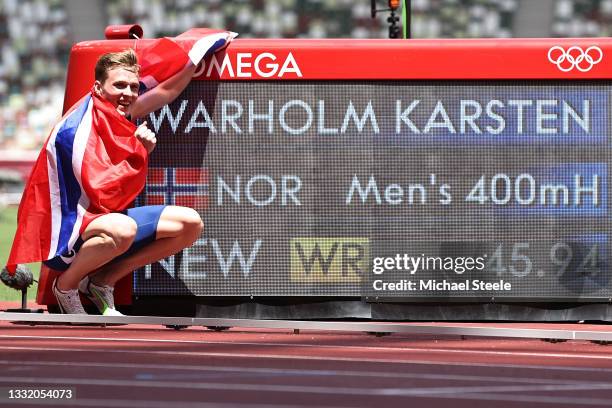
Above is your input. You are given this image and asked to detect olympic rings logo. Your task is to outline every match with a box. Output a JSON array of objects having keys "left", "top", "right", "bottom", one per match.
[{"left": 547, "top": 46, "right": 603, "bottom": 72}]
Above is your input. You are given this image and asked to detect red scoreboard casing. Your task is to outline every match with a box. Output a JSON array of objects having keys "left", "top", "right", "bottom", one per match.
[{"left": 37, "top": 28, "right": 612, "bottom": 306}]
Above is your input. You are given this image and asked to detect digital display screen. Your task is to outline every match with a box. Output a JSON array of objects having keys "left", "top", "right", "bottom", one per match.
[{"left": 133, "top": 81, "right": 611, "bottom": 301}]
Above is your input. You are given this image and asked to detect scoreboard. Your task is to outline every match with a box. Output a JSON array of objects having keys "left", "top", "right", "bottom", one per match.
[
  {"left": 135, "top": 79, "right": 610, "bottom": 301},
  {"left": 62, "top": 37, "right": 612, "bottom": 302}
]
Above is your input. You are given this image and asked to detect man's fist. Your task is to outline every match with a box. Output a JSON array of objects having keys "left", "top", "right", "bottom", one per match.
[{"left": 134, "top": 121, "right": 156, "bottom": 154}]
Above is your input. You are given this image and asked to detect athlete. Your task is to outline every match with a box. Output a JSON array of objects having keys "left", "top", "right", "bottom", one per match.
[
  {"left": 45, "top": 49, "right": 203, "bottom": 315},
  {"left": 43, "top": 48, "right": 204, "bottom": 315},
  {"left": 5, "top": 30, "right": 235, "bottom": 315}
]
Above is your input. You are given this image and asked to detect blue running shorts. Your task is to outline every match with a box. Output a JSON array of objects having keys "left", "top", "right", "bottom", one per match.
[{"left": 44, "top": 205, "right": 167, "bottom": 271}]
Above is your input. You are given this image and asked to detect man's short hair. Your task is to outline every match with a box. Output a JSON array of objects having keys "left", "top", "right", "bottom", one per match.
[{"left": 95, "top": 49, "right": 140, "bottom": 83}]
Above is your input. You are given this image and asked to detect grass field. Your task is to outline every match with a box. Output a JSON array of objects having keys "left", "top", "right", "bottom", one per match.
[{"left": 0, "top": 206, "right": 40, "bottom": 302}]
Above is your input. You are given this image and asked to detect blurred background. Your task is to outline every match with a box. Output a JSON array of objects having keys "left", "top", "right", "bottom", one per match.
[
  {"left": 0, "top": 0, "right": 611, "bottom": 300},
  {"left": 1, "top": 0, "right": 612, "bottom": 153}
]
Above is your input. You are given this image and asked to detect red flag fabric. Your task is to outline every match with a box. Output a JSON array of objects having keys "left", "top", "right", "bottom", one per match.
[{"left": 6, "top": 30, "right": 236, "bottom": 274}]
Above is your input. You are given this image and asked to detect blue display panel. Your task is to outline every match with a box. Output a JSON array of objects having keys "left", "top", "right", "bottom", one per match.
[{"left": 133, "top": 81, "right": 612, "bottom": 301}]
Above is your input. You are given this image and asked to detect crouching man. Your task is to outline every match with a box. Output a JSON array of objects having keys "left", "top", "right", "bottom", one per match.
[{"left": 6, "top": 30, "right": 235, "bottom": 314}]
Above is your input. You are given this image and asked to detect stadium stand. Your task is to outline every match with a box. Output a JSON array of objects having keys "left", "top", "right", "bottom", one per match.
[
  {"left": 105, "top": 0, "right": 519, "bottom": 39},
  {"left": 552, "top": 0, "right": 612, "bottom": 37},
  {"left": 4, "top": 0, "right": 612, "bottom": 152},
  {"left": 0, "top": 0, "right": 70, "bottom": 150},
  {"left": 411, "top": 0, "right": 518, "bottom": 38},
  {"left": 105, "top": 0, "right": 386, "bottom": 39}
]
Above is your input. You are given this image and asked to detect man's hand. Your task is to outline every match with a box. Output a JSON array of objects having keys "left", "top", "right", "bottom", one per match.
[
  {"left": 134, "top": 121, "right": 156, "bottom": 154},
  {"left": 188, "top": 31, "right": 238, "bottom": 65}
]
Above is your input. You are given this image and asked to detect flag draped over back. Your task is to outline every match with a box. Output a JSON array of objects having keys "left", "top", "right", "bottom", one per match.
[{"left": 6, "top": 29, "right": 235, "bottom": 273}]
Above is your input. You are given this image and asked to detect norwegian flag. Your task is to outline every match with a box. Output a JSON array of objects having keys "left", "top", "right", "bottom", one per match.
[
  {"left": 5, "top": 30, "right": 233, "bottom": 273},
  {"left": 144, "top": 167, "right": 209, "bottom": 209},
  {"left": 138, "top": 29, "right": 237, "bottom": 92}
]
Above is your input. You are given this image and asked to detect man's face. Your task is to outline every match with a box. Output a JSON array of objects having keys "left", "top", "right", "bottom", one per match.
[{"left": 94, "top": 67, "right": 139, "bottom": 117}]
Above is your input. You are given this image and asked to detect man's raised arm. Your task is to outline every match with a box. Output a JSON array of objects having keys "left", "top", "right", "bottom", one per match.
[
  {"left": 129, "top": 30, "right": 237, "bottom": 120},
  {"left": 129, "top": 61, "right": 196, "bottom": 120}
]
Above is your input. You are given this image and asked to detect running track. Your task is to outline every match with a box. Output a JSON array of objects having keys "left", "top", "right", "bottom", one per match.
[{"left": 2, "top": 302, "right": 612, "bottom": 407}]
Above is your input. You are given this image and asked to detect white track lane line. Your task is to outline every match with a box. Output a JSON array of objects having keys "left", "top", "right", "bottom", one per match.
[
  {"left": 1, "top": 334, "right": 612, "bottom": 362},
  {"left": 0, "top": 375, "right": 612, "bottom": 406},
  {"left": 0, "top": 397, "right": 332, "bottom": 408},
  {"left": 4, "top": 344, "right": 612, "bottom": 373},
  {"left": 3, "top": 392, "right": 611, "bottom": 408},
  {"left": 0, "top": 359, "right": 594, "bottom": 385}
]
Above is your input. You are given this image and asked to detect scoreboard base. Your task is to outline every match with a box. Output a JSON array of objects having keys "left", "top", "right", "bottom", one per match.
[
  {"left": 2, "top": 312, "right": 612, "bottom": 342},
  {"left": 125, "top": 297, "right": 612, "bottom": 323}
]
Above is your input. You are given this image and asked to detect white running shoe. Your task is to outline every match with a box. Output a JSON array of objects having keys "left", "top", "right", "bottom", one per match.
[
  {"left": 78, "top": 276, "right": 124, "bottom": 316},
  {"left": 52, "top": 278, "right": 87, "bottom": 314}
]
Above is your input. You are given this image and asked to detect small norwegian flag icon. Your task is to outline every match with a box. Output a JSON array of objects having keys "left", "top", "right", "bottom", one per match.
[{"left": 144, "top": 167, "right": 209, "bottom": 209}]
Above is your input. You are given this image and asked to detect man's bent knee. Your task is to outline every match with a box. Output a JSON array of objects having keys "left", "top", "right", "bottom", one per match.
[
  {"left": 84, "top": 214, "right": 138, "bottom": 253},
  {"left": 183, "top": 207, "right": 204, "bottom": 238},
  {"left": 157, "top": 206, "right": 203, "bottom": 241},
  {"left": 112, "top": 219, "right": 138, "bottom": 252},
  {"left": 175, "top": 207, "right": 204, "bottom": 245}
]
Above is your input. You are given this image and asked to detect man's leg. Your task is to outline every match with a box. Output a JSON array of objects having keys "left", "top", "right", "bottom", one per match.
[
  {"left": 89, "top": 206, "right": 203, "bottom": 286},
  {"left": 55, "top": 213, "right": 138, "bottom": 291}
]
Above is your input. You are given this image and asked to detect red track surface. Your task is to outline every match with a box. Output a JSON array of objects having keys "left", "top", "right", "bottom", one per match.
[{"left": 2, "top": 302, "right": 612, "bottom": 407}]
